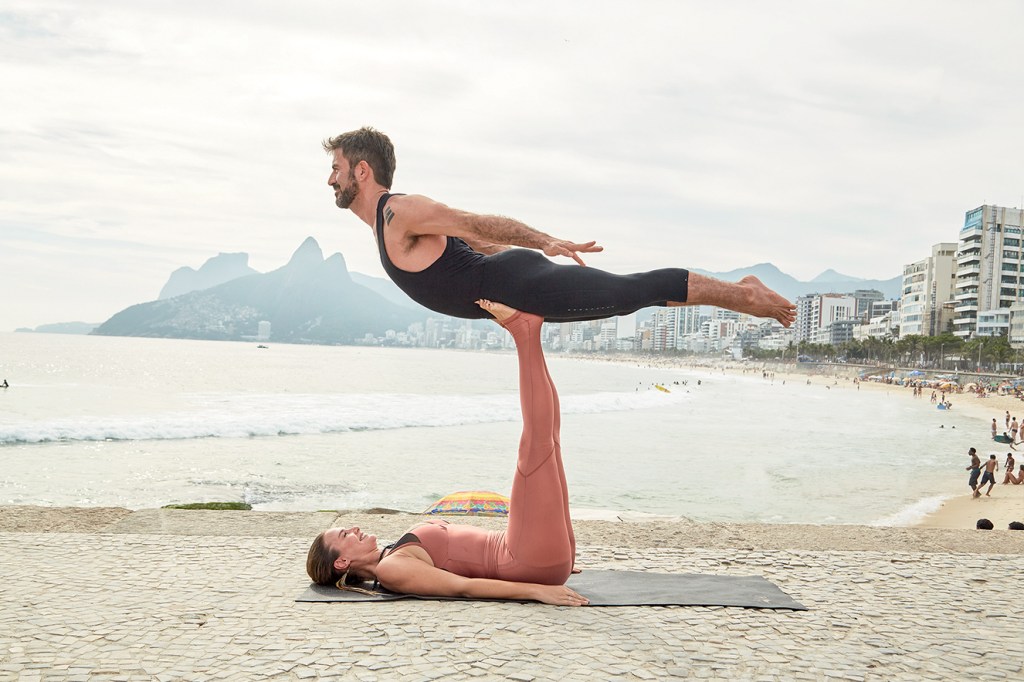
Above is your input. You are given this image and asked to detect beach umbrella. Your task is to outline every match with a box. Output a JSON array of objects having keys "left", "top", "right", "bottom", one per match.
[{"left": 424, "top": 490, "right": 510, "bottom": 516}]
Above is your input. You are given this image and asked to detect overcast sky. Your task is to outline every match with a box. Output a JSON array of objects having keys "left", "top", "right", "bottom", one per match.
[{"left": 2, "top": 1, "right": 1023, "bottom": 330}]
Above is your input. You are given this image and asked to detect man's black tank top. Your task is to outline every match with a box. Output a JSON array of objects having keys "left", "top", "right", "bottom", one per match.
[{"left": 374, "top": 193, "right": 490, "bottom": 319}]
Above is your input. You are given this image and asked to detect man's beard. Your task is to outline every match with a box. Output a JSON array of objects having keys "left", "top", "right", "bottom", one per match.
[{"left": 334, "top": 171, "right": 358, "bottom": 209}]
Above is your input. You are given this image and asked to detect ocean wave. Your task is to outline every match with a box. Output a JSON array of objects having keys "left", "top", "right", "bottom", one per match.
[
  {"left": 0, "top": 389, "right": 688, "bottom": 445},
  {"left": 868, "top": 495, "right": 951, "bottom": 527}
]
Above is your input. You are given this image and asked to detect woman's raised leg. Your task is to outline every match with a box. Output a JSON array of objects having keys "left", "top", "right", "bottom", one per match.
[{"left": 477, "top": 299, "right": 574, "bottom": 581}]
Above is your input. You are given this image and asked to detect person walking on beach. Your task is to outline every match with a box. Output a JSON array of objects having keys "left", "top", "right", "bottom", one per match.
[
  {"left": 1010, "top": 417, "right": 1018, "bottom": 444},
  {"left": 322, "top": 127, "right": 797, "bottom": 325},
  {"left": 306, "top": 299, "right": 587, "bottom": 605},
  {"left": 1006, "top": 411, "right": 1011, "bottom": 429},
  {"left": 977, "top": 455, "right": 999, "bottom": 497},
  {"left": 992, "top": 418, "right": 998, "bottom": 439},
  {"left": 967, "top": 448, "right": 982, "bottom": 496}
]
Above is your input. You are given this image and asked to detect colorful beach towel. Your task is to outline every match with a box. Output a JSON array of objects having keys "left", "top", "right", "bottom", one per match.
[{"left": 296, "top": 570, "right": 807, "bottom": 610}]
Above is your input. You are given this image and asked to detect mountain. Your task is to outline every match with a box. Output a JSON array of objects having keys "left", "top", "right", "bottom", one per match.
[
  {"left": 159, "top": 252, "right": 257, "bottom": 300},
  {"left": 810, "top": 269, "right": 860, "bottom": 283},
  {"left": 15, "top": 321, "right": 99, "bottom": 335},
  {"left": 349, "top": 272, "right": 431, "bottom": 314},
  {"left": 691, "top": 263, "right": 901, "bottom": 301},
  {"left": 93, "top": 238, "right": 421, "bottom": 343}
]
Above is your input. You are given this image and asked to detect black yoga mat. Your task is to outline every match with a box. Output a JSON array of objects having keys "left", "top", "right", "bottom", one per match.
[{"left": 296, "top": 569, "right": 806, "bottom": 610}]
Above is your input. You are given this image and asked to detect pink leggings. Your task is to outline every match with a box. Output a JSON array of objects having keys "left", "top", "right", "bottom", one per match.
[{"left": 494, "top": 311, "right": 575, "bottom": 584}]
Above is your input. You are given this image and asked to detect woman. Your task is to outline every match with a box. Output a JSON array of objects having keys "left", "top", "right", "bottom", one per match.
[{"left": 306, "top": 299, "right": 589, "bottom": 606}]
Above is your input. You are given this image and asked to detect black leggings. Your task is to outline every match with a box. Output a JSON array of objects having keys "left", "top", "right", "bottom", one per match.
[{"left": 480, "top": 249, "right": 689, "bottom": 322}]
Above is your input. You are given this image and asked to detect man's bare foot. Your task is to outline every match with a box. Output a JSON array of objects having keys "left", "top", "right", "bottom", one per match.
[
  {"left": 737, "top": 276, "right": 797, "bottom": 327},
  {"left": 680, "top": 274, "right": 797, "bottom": 327},
  {"left": 476, "top": 299, "right": 519, "bottom": 323}
]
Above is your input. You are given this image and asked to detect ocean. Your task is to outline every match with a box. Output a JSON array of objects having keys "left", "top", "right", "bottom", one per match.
[{"left": 0, "top": 331, "right": 980, "bottom": 525}]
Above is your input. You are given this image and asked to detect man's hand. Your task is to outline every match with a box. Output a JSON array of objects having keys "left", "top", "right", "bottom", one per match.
[{"left": 543, "top": 240, "right": 603, "bottom": 266}]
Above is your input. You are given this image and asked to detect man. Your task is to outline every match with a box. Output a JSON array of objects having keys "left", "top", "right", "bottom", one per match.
[
  {"left": 978, "top": 454, "right": 999, "bottom": 497},
  {"left": 966, "top": 447, "right": 982, "bottom": 497},
  {"left": 323, "top": 127, "right": 797, "bottom": 325}
]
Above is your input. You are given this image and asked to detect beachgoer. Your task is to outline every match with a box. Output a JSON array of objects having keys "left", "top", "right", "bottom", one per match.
[
  {"left": 1, "top": 379, "right": 7, "bottom": 388},
  {"left": 1003, "top": 453, "right": 1022, "bottom": 485},
  {"left": 978, "top": 455, "right": 998, "bottom": 497},
  {"left": 992, "top": 418, "right": 998, "bottom": 439},
  {"left": 1011, "top": 418, "right": 1019, "bottom": 443},
  {"left": 976, "top": 518, "right": 994, "bottom": 530},
  {"left": 323, "top": 127, "right": 797, "bottom": 325},
  {"left": 306, "top": 299, "right": 587, "bottom": 605},
  {"left": 967, "top": 448, "right": 982, "bottom": 497}
]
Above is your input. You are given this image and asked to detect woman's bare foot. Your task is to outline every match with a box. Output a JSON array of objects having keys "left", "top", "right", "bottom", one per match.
[{"left": 476, "top": 299, "right": 520, "bottom": 323}]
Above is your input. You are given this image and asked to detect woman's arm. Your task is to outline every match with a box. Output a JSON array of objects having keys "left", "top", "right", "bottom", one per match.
[{"left": 376, "top": 555, "right": 588, "bottom": 606}]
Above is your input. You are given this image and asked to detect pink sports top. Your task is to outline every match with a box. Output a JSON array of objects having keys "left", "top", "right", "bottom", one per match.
[{"left": 387, "top": 519, "right": 506, "bottom": 579}]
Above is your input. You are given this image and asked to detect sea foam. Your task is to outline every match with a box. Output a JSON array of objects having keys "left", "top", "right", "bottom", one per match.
[{"left": 0, "top": 389, "right": 688, "bottom": 445}]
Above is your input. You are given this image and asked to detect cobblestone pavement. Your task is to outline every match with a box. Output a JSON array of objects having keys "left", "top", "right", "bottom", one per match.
[{"left": 2, "top": 526, "right": 1020, "bottom": 681}]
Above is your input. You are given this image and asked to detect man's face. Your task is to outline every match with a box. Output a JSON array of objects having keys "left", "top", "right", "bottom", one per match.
[{"left": 328, "top": 149, "right": 359, "bottom": 209}]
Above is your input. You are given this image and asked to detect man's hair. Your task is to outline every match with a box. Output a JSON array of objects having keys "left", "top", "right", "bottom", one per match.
[
  {"left": 1009, "top": 521, "right": 1024, "bottom": 530},
  {"left": 322, "top": 127, "right": 396, "bottom": 189},
  {"left": 976, "top": 518, "right": 994, "bottom": 530},
  {"left": 990, "top": 454, "right": 997, "bottom": 459}
]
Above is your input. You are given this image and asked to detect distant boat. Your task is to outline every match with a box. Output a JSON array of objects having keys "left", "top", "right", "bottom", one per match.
[{"left": 256, "top": 344, "right": 269, "bottom": 349}]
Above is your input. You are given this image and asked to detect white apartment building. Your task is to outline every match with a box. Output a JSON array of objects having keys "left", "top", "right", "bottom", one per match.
[
  {"left": 650, "top": 306, "right": 706, "bottom": 351},
  {"left": 794, "top": 293, "right": 857, "bottom": 344},
  {"left": 954, "top": 205, "right": 1024, "bottom": 339},
  {"left": 900, "top": 242, "right": 956, "bottom": 338}
]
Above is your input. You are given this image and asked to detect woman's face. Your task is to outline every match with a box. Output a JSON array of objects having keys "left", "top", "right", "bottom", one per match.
[{"left": 323, "top": 526, "right": 378, "bottom": 561}]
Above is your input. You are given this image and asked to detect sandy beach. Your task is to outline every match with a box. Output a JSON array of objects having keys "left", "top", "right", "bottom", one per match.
[
  {"left": 580, "top": 354, "right": 1024, "bottom": 531},
  {"left": 2, "top": 505, "right": 1022, "bottom": 680}
]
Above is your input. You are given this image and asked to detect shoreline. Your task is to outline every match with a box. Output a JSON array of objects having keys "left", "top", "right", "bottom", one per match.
[{"left": 566, "top": 353, "right": 1024, "bottom": 530}]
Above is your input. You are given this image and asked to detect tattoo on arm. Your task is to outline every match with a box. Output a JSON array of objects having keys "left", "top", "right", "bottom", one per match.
[{"left": 384, "top": 206, "right": 395, "bottom": 225}]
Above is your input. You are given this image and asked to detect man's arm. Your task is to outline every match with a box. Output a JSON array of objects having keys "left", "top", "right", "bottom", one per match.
[
  {"left": 386, "top": 194, "right": 602, "bottom": 265},
  {"left": 376, "top": 555, "right": 588, "bottom": 606},
  {"left": 462, "top": 237, "right": 511, "bottom": 255}
]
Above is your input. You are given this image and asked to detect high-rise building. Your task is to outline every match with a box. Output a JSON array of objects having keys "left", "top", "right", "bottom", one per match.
[
  {"left": 852, "top": 289, "right": 885, "bottom": 321},
  {"left": 794, "top": 293, "right": 857, "bottom": 344},
  {"left": 900, "top": 243, "right": 956, "bottom": 338},
  {"left": 953, "top": 205, "right": 1024, "bottom": 339},
  {"left": 650, "top": 306, "right": 706, "bottom": 351}
]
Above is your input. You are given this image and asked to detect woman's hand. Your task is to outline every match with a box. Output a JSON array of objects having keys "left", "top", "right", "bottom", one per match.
[{"left": 532, "top": 584, "right": 590, "bottom": 606}]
